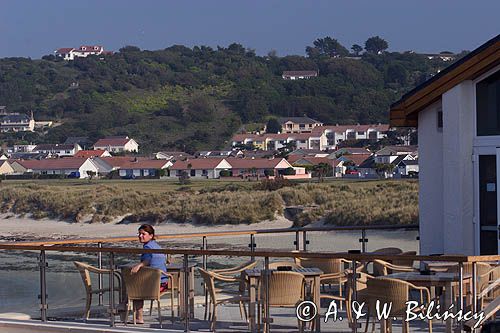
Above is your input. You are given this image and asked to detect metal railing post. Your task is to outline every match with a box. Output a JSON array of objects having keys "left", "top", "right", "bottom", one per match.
[
  {"left": 98, "top": 242, "right": 103, "bottom": 306},
  {"left": 183, "top": 254, "right": 190, "bottom": 332},
  {"left": 302, "top": 231, "right": 309, "bottom": 251},
  {"left": 351, "top": 259, "right": 358, "bottom": 333},
  {"left": 108, "top": 252, "right": 115, "bottom": 327},
  {"left": 249, "top": 234, "right": 256, "bottom": 260},
  {"left": 202, "top": 236, "right": 207, "bottom": 270},
  {"left": 264, "top": 256, "right": 271, "bottom": 333},
  {"left": 359, "top": 229, "right": 367, "bottom": 253},
  {"left": 294, "top": 230, "right": 300, "bottom": 251},
  {"left": 472, "top": 262, "right": 477, "bottom": 314},
  {"left": 458, "top": 262, "right": 464, "bottom": 333},
  {"left": 39, "top": 249, "right": 48, "bottom": 322}
]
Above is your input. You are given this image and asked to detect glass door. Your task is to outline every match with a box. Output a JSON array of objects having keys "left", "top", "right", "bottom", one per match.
[{"left": 477, "top": 152, "right": 500, "bottom": 254}]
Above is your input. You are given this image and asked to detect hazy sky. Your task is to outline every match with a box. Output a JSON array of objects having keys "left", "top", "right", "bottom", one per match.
[{"left": 1, "top": 0, "right": 499, "bottom": 59}]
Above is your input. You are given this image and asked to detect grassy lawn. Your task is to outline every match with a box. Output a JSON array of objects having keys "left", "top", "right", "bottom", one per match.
[{"left": 0, "top": 179, "right": 418, "bottom": 226}]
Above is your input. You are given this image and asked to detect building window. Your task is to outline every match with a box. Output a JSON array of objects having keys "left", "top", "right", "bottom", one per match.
[
  {"left": 437, "top": 108, "right": 443, "bottom": 130},
  {"left": 357, "top": 131, "right": 364, "bottom": 135},
  {"left": 476, "top": 70, "right": 500, "bottom": 136},
  {"left": 190, "top": 169, "right": 196, "bottom": 176},
  {"left": 202, "top": 170, "right": 208, "bottom": 176}
]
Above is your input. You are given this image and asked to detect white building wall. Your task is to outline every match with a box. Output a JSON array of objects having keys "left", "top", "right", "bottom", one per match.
[
  {"left": 418, "top": 101, "right": 444, "bottom": 255},
  {"left": 442, "top": 81, "right": 475, "bottom": 255}
]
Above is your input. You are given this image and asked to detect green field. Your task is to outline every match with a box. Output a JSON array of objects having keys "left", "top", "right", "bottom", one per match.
[{"left": 0, "top": 179, "right": 418, "bottom": 226}]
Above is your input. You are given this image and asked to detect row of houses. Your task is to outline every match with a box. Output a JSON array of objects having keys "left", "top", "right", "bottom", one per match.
[
  {"left": 0, "top": 155, "right": 311, "bottom": 180},
  {"left": 6, "top": 136, "right": 139, "bottom": 158},
  {"left": 232, "top": 123, "right": 390, "bottom": 151}
]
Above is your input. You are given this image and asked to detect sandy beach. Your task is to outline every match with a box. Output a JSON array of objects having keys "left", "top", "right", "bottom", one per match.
[{"left": 0, "top": 213, "right": 294, "bottom": 242}]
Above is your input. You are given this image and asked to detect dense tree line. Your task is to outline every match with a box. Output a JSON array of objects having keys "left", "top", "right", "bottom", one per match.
[{"left": 0, "top": 37, "right": 461, "bottom": 152}]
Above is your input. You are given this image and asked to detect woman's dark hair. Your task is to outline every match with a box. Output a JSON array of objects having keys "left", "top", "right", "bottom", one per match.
[{"left": 138, "top": 224, "right": 155, "bottom": 239}]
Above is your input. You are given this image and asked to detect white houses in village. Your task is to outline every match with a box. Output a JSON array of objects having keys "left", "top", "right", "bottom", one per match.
[{"left": 390, "top": 34, "right": 500, "bottom": 255}]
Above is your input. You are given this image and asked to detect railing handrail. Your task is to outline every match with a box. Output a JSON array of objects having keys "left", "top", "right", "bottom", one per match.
[
  {"left": 0, "top": 243, "right": 497, "bottom": 263},
  {"left": 10, "top": 223, "right": 419, "bottom": 246}
]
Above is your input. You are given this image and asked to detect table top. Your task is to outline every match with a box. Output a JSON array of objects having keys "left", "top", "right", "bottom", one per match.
[
  {"left": 382, "top": 271, "right": 472, "bottom": 282},
  {"left": 245, "top": 267, "right": 323, "bottom": 277}
]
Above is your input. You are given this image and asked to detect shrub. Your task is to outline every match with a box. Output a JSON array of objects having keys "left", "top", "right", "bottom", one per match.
[
  {"left": 264, "top": 169, "right": 274, "bottom": 177},
  {"left": 219, "top": 170, "right": 232, "bottom": 177},
  {"left": 282, "top": 167, "right": 296, "bottom": 175}
]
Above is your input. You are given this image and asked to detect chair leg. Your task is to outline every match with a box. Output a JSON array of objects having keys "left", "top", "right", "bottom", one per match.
[
  {"left": 170, "top": 288, "right": 175, "bottom": 322},
  {"left": 124, "top": 301, "right": 131, "bottom": 326},
  {"left": 84, "top": 293, "right": 92, "bottom": 320},
  {"left": 428, "top": 319, "right": 432, "bottom": 333},
  {"left": 211, "top": 303, "right": 217, "bottom": 331},
  {"left": 133, "top": 302, "right": 136, "bottom": 325},
  {"left": 339, "top": 283, "right": 343, "bottom": 310},
  {"left": 157, "top": 300, "right": 162, "bottom": 328},
  {"left": 149, "top": 300, "right": 154, "bottom": 316},
  {"left": 204, "top": 289, "right": 209, "bottom": 320},
  {"left": 402, "top": 318, "right": 409, "bottom": 333}
]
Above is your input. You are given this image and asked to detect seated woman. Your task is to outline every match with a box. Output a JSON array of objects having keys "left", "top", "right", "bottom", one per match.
[{"left": 131, "top": 224, "right": 167, "bottom": 324}]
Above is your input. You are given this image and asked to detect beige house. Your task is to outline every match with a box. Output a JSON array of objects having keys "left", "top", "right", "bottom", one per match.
[
  {"left": 0, "top": 160, "right": 14, "bottom": 175},
  {"left": 278, "top": 117, "right": 323, "bottom": 133},
  {"left": 93, "top": 136, "right": 139, "bottom": 153}
]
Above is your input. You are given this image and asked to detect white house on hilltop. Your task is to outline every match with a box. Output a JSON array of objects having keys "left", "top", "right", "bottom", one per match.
[
  {"left": 390, "top": 34, "right": 500, "bottom": 255},
  {"left": 55, "top": 45, "right": 111, "bottom": 61}
]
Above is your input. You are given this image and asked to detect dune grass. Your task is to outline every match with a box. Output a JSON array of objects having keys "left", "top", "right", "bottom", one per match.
[{"left": 0, "top": 179, "right": 418, "bottom": 226}]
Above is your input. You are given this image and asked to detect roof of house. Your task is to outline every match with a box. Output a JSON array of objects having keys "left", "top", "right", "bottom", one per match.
[
  {"left": 338, "top": 154, "right": 372, "bottom": 166},
  {"left": 56, "top": 48, "right": 74, "bottom": 54},
  {"left": 278, "top": 116, "right": 321, "bottom": 125},
  {"left": 288, "top": 148, "right": 326, "bottom": 155},
  {"left": 1, "top": 114, "right": 30, "bottom": 122},
  {"left": 156, "top": 151, "right": 193, "bottom": 160},
  {"left": 170, "top": 158, "right": 227, "bottom": 170},
  {"left": 390, "top": 34, "right": 500, "bottom": 127},
  {"left": 34, "top": 144, "right": 76, "bottom": 151},
  {"left": 402, "top": 160, "right": 419, "bottom": 166},
  {"left": 74, "top": 150, "right": 108, "bottom": 158},
  {"left": 14, "top": 158, "right": 88, "bottom": 170},
  {"left": 94, "top": 137, "right": 134, "bottom": 147},
  {"left": 282, "top": 71, "right": 318, "bottom": 76},
  {"left": 117, "top": 159, "right": 170, "bottom": 169},
  {"left": 98, "top": 156, "right": 150, "bottom": 168},
  {"left": 312, "top": 124, "right": 390, "bottom": 135},
  {"left": 376, "top": 145, "right": 418, "bottom": 155},
  {"left": 358, "top": 156, "right": 376, "bottom": 169},
  {"left": 226, "top": 158, "right": 290, "bottom": 169},
  {"left": 334, "top": 147, "right": 372, "bottom": 155},
  {"left": 391, "top": 155, "right": 409, "bottom": 166},
  {"left": 291, "top": 157, "right": 335, "bottom": 167}
]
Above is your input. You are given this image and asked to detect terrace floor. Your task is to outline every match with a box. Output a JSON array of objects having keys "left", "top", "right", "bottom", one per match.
[{"left": 0, "top": 296, "right": 451, "bottom": 332}]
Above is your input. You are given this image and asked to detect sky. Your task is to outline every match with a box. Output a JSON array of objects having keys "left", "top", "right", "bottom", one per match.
[{"left": 0, "top": 0, "right": 499, "bottom": 59}]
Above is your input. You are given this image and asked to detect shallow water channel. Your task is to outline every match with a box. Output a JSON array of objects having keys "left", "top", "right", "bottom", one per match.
[{"left": 0, "top": 229, "right": 418, "bottom": 318}]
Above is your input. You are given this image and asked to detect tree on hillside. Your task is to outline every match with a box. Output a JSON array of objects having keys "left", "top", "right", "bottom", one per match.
[
  {"left": 306, "top": 37, "right": 349, "bottom": 58},
  {"left": 265, "top": 118, "right": 281, "bottom": 133},
  {"left": 351, "top": 44, "right": 363, "bottom": 56},
  {"left": 365, "top": 36, "right": 389, "bottom": 54}
]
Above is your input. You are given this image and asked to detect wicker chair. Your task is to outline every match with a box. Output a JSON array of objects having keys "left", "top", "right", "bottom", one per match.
[
  {"left": 372, "top": 259, "right": 417, "bottom": 276},
  {"left": 261, "top": 271, "right": 306, "bottom": 333},
  {"left": 476, "top": 265, "right": 500, "bottom": 309},
  {"left": 73, "top": 261, "right": 121, "bottom": 320},
  {"left": 199, "top": 268, "right": 249, "bottom": 331},
  {"left": 296, "top": 257, "right": 349, "bottom": 308},
  {"left": 364, "top": 277, "right": 432, "bottom": 333},
  {"left": 268, "top": 261, "right": 303, "bottom": 270},
  {"left": 393, "top": 251, "right": 417, "bottom": 267},
  {"left": 203, "top": 260, "right": 258, "bottom": 320},
  {"left": 121, "top": 267, "right": 175, "bottom": 326},
  {"left": 345, "top": 272, "right": 375, "bottom": 325}
]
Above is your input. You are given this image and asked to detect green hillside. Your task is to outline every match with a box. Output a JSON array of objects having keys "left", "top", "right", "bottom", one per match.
[{"left": 0, "top": 38, "right": 462, "bottom": 153}]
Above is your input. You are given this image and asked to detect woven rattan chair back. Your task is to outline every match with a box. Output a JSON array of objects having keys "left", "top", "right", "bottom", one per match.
[
  {"left": 263, "top": 271, "right": 305, "bottom": 307},
  {"left": 366, "top": 278, "right": 409, "bottom": 315},
  {"left": 122, "top": 267, "right": 161, "bottom": 301}
]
